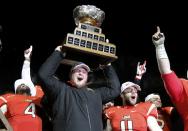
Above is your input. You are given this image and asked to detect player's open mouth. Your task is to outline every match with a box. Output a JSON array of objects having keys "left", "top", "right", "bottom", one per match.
[
  {"left": 78, "top": 77, "right": 83, "bottom": 81},
  {"left": 131, "top": 96, "right": 136, "bottom": 99}
]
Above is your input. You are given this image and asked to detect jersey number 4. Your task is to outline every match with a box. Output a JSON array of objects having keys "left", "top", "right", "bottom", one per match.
[{"left": 24, "top": 103, "right": 36, "bottom": 117}]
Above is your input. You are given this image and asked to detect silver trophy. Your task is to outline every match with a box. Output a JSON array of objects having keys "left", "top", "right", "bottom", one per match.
[
  {"left": 73, "top": 5, "right": 105, "bottom": 27},
  {"left": 62, "top": 5, "right": 118, "bottom": 69}
]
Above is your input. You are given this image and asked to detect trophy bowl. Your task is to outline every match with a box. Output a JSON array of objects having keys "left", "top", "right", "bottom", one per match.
[{"left": 73, "top": 5, "right": 105, "bottom": 27}]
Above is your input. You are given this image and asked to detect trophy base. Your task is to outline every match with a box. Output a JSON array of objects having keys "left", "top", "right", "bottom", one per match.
[{"left": 61, "top": 45, "right": 118, "bottom": 70}]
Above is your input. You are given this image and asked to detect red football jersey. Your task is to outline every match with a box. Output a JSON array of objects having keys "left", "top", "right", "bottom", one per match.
[
  {"left": 105, "top": 102, "right": 157, "bottom": 131},
  {"left": 0, "top": 86, "right": 44, "bottom": 131},
  {"left": 162, "top": 72, "right": 188, "bottom": 131},
  {"left": 157, "top": 107, "right": 173, "bottom": 131}
]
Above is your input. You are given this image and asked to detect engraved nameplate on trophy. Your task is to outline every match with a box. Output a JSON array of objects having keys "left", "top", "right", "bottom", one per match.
[{"left": 61, "top": 5, "right": 118, "bottom": 69}]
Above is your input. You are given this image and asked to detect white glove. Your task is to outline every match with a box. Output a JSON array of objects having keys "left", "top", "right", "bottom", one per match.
[
  {"left": 24, "top": 45, "right": 33, "bottom": 61},
  {"left": 152, "top": 26, "right": 165, "bottom": 47}
]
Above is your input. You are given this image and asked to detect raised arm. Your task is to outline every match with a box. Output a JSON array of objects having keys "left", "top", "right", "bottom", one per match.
[
  {"left": 147, "top": 116, "right": 162, "bottom": 131},
  {"left": 21, "top": 45, "right": 35, "bottom": 96},
  {"left": 134, "top": 60, "right": 146, "bottom": 85},
  {"left": 152, "top": 26, "right": 171, "bottom": 74},
  {"left": 22, "top": 46, "right": 33, "bottom": 82},
  {"left": 104, "top": 119, "right": 112, "bottom": 131},
  {"left": 152, "top": 26, "right": 183, "bottom": 101},
  {"left": 38, "top": 46, "right": 66, "bottom": 98},
  {"left": 96, "top": 64, "right": 120, "bottom": 103}
]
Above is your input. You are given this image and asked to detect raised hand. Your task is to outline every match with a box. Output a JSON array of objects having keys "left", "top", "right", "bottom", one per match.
[
  {"left": 55, "top": 45, "right": 62, "bottom": 52},
  {"left": 137, "top": 60, "right": 147, "bottom": 76},
  {"left": 55, "top": 45, "right": 67, "bottom": 57},
  {"left": 24, "top": 45, "right": 33, "bottom": 61},
  {"left": 152, "top": 26, "right": 165, "bottom": 46}
]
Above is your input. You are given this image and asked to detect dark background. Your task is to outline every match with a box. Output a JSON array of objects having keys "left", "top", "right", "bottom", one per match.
[{"left": 0, "top": 1, "right": 188, "bottom": 106}]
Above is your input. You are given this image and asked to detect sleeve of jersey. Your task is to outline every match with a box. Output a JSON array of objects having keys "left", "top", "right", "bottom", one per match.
[
  {"left": 0, "top": 95, "right": 8, "bottom": 114},
  {"left": 0, "top": 96, "right": 7, "bottom": 106},
  {"left": 104, "top": 107, "right": 116, "bottom": 119},
  {"left": 162, "top": 107, "right": 173, "bottom": 115},
  {"left": 21, "top": 60, "right": 31, "bottom": 81},
  {"left": 161, "top": 71, "right": 183, "bottom": 102},
  {"left": 21, "top": 60, "right": 36, "bottom": 96},
  {"left": 35, "top": 85, "right": 44, "bottom": 98},
  {"left": 146, "top": 103, "right": 158, "bottom": 119},
  {"left": 32, "top": 86, "right": 44, "bottom": 107}
]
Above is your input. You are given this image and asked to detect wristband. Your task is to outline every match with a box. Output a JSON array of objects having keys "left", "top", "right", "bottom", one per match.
[{"left": 155, "top": 44, "right": 168, "bottom": 59}]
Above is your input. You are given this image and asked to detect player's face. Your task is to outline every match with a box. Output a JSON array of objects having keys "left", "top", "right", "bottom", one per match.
[
  {"left": 16, "top": 84, "right": 31, "bottom": 96},
  {"left": 70, "top": 67, "right": 88, "bottom": 88},
  {"left": 148, "top": 95, "right": 162, "bottom": 108},
  {"left": 121, "top": 86, "right": 138, "bottom": 106}
]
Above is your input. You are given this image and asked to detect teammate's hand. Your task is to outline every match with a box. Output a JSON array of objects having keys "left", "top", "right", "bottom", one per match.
[{"left": 136, "top": 60, "right": 146, "bottom": 76}]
